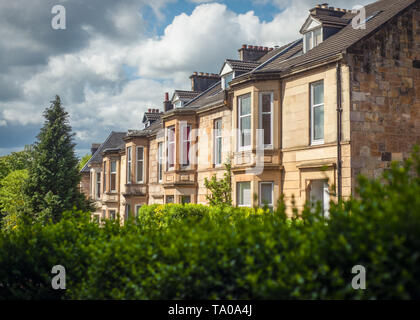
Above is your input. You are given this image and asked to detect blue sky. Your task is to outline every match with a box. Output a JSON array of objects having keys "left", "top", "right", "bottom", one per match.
[{"left": 0, "top": 0, "right": 370, "bottom": 157}]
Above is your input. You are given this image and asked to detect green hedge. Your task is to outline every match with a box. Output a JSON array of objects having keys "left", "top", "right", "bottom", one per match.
[{"left": 0, "top": 151, "right": 419, "bottom": 299}]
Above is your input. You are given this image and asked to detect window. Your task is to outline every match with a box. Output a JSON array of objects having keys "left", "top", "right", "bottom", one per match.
[
  {"left": 238, "top": 94, "right": 251, "bottom": 150},
  {"left": 166, "top": 195, "right": 174, "bottom": 204},
  {"left": 311, "top": 81, "right": 324, "bottom": 144},
  {"left": 167, "top": 126, "right": 175, "bottom": 170},
  {"left": 259, "top": 182, "right": 274, "bottom": 207},
  {"left": 103, "top": 161, "right": 107, "bottom": 193},
  {"left": 181, "top": 196, "right": 191, "bottom": 204},
  {"left": 158, "top": 142, "right": 163, "bottom": 182},
  {"left": 259, "top": 92, "right": 273, "bottom": 148},
  {"left": 214, "top": 119, "right": 222, "bottom": 166},
  {"left": 109, "top": 210, "right": 116, "bottom": 220},
  {"left": 309, "top": 180, "right": 330, "bottom": 218},
  {"left": 110, "top": 160, "right": 117, "bottom": 192},
  {"left": 125, "top": 204, "right": 131, "bottom": 221},
  {"left": 127, "top": 147, "right": 132, "bottom": 183},
  {"left": 237, "top": 182, "right": 251, "bottom": 207},
  {"left": 222, "top": 72, "right": 234, "bottom": 90},
  {"left": 304, "top": 27, "right": 322, "bottom": 53},
  {"left": 181, "top": 124, "right": 191, "bottom": 167},
  {"left": 102, "top": 210, "right": 106, "bottom": 221},
  {"left": 414, "top": 60, "right": 420, "bottom": 69},
  {"left": 96, "top": 172, "right": 101, "bottom": 199},
  {"left": 174, "top": 100, "right": 183, "bottom": 108},
  {"left": 135, "top": 205, "right": 142, "bottom": 218},
  {"left": 136, "top": 147, "right": 144, "bottom": 183}
]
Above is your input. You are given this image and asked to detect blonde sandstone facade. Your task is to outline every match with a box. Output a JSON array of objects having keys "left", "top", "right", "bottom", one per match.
[{"left": 80, "top": 0, "right": 420, "bottom": 222}]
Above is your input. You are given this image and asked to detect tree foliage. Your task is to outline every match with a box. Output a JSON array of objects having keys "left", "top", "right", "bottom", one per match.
[
  {"left": 0, "top": 146, "right": 33, "bottom": 181},
  {"left": 0, "top": 148, "right": 419, "bottom": 299},
  {"left": 0, "top": 170, "right": 28, "bottom": 232},
  {"left": 78, "top": 154, "right": 92, "bottom": 171},
  {"left": 24, "top": 96, "right": 93, "bottom": 224},
  {"left": 204, "top": 159, "right": 232, "bottom": 206}
]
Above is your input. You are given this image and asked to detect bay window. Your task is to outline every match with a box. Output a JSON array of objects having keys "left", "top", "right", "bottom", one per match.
[
  {"left": 110, "top": 160, "right": 116, "bottom": 192},
  {"left": 167, "top": 126, "right": 175, "bottom": 170},
  {"left": 158, "top": 142, "right": 163, "bottom": 182},
  {"left": 136, "top": 146, "right": 144, "bottom": 183},
  {"left": 181, "top": 124, "right": 191, "bottom": 167},
  {"left": 103, "top": 161, "right": 107, "bottom": 192},
  {"left": 259, "top": 92, "right": 273, "bottom": 148},
  {"left": 311, "top": 81, "right": 324, "bottom": 145},
  {"left": 214, "top": 119, "right": 222, "bottom": 166},
  {"left": 96, "top": 172, "right": 101, "bottom": 199},
  {"left": 238, "top": 94, "right": 251, "bottom": 151},
  {"left": 237, "top": 182, "right": 251, "bottom": 207},
  {"left": 127, "top": 147, "right": 132, "bottom": 183}
]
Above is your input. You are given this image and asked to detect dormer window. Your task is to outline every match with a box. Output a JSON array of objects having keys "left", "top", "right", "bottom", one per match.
[
  {"left": 304, "top": 27, "right": 322, "bottom": 53},
  {"left": 222, "top": 72, "right": 234, "bottom": 90},
  {"left": 174, "top": 100, "right": 183, "bottom": 108}
]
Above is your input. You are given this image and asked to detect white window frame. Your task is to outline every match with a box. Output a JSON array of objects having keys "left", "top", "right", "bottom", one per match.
[
  {"left": 103, "top": 161, "right": 107, "bottom": 193},
  {"left": 158, "top": 142, "right": 163, "bottom": 182},
  {"left": 127, "top": 147, "right": 132, "bottom": 184},
  {"left": 222, "top": 72, "right": 234, "bottom": 90},
  {"left": 181, "top": 124, "right": 192, "bottom": 168},
  {"left": 136, "top": 146, "right": 144, "bottom": 183},
  {"left": 310, "top": 81, "right": 325, "bottom": 145},
  {"left": 259, "top": 182, "right": 274, "bottom": 207},
  {"left": 109, "top": 210, "right": 116, "bottom": 220},
  {"left": 259, "top": 92, "right": 274, "bottom": 149},
  {"left": 167, "top": 126, "right": 175, "bottom": 171},
  {"left": 214, "top": 118, "right": 223, "bottom": 166},
  {"left": 303, "top": 27, "right": 323, "bottom": 53},
  {"left": 110, "top": 160, "right": 117, "bottom": 192},
  {"left": 237, "top": 182, "right": 251, "bottom": 207},
  {"left": 238, "top": 94, "right": 252, "bottom": 152}
]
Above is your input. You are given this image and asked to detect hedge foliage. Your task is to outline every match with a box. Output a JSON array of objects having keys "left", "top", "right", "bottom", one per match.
[{"left": 0, "top": 150, "right": 419, "bottom": 300}]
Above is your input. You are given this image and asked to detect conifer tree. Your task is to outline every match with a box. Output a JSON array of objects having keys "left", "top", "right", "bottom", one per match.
[{"left": 25, "top": 96, "right": 93, "bottom": 223}]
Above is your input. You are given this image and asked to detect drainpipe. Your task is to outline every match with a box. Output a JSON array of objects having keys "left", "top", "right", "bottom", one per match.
[{"left": 336, "top": 61, "right": 343, "bottom": 200}]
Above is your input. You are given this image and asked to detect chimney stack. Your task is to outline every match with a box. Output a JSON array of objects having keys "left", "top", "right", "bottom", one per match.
[
  {"left": 91, "top": 143, "right": 101, "bottom": 155},
  {"left": 310, "top": 3, "right": 348, "bottom": 17},
  {"left": 238, "top": 44, "right": 272, "bottom": 61},
  {"left": 189, "top": 72, "right": 220, "bottom": 92},
  {"left": 164, "top": 92, "right": 173, "bottom": 112}
]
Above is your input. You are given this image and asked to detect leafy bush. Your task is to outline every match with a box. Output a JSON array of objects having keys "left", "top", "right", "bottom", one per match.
[{"left": 0, "top": 150, "right": 419, "bottom": 299}]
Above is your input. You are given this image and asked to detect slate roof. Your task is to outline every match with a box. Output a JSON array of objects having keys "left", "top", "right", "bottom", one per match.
[
  {"left": 183, "top": 81, "right": 224, "bottom": 110},
  {"left": 142, "top": 112, "right": 162, "bottom": 123},
  {"left": 126, "top": 118, "right": 163, "bottom": 138},
  {"left": 173, "top": 90, "right": 201, "bottom": 101},
  {"left": 256, "top": 0, "right": 417, "bottom": 73},
  {"left": 80, "top": 131, "right": 126, "bottom": 173},
  {"left": 223, "top": 59, "right": 260, "bottom": 73}
]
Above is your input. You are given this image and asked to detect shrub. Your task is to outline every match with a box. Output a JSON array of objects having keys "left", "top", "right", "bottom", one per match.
[{"left": 0, "top": 150, "right": 419, "bottom": 299}]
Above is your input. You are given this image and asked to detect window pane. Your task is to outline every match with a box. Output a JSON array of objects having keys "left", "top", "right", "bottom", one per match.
[
  {"left": 314, "top": 28, "right": 322, "bottom": 46},
  {"left": 137, "top": 148, "right": 143, "bottom": 160},
  {"left": 262, "top": 94, "right": 271, "bottom": 113},
  {"left": 182, "top": 196, "right": 191, "bottom": 204},
  {"left": 166, "top": 195, "right": 174, "bottom": 204},
  {"left": 260, "top": 183, "right": 273, "bottom": 205},
  {"left": 262, "top": 114, "right": 271, "bottom": 145},
  {"left": 237, "top": 182, "right": 251, "bottom": 206},
  {"left": 111, "top": 161, "right": 116, "bottom": 173},
  {"left": 216, "top": 137, "right": 222, "bottom": 164},
  {"left": 314, "top": 105, "right": 324, "bottom": 140},
  {"left": 111, "top": 174, "right": 116, "bottom": 191},
  {"left": 313, "top": 82, "right": 324, "bottom": 105},
  {"left": 168, "top": 143, "right": 174, "bottom": 167},
  {"left": 240, "top": 95, "right": 251, "bottom": 116},
  {"left": 305, "top": 32, "right": 312, "bottom": 51}
]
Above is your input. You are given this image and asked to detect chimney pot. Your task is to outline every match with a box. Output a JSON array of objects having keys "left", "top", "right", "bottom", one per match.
[
  {"left": 248, "top": 45, "right": 253, "bottom": 49},
  {"left": 242, "top": 44, "right": 247, "bottom": 48},
  {"left": 165, "top": 92, "right": 169, "bottom": 101},
  {"left": 264, "top": 47, "right": 268, "bottom": 51},
  {"left": 199, "top": 72, "right": 204, "bottom": 76},
  {"left": 205, "top": 72, "right": 209, "bottom": 76},
  {"left": 148, "top": 108, "right": 151, "bottom": 113}
]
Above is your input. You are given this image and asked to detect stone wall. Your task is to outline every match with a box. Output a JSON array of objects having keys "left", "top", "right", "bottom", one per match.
[{"left": 347, "top": 3, "right": 420, "bottom": 190}]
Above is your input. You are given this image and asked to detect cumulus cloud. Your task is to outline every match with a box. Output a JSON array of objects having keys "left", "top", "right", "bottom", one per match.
[{"left": 0, "top": 0, "right": 374, "bottom": 155}]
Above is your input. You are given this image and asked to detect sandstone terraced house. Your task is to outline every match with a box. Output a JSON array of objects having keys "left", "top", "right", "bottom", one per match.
[{"left": 80, "top": 0, "right": 420, "bottom": 222}]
